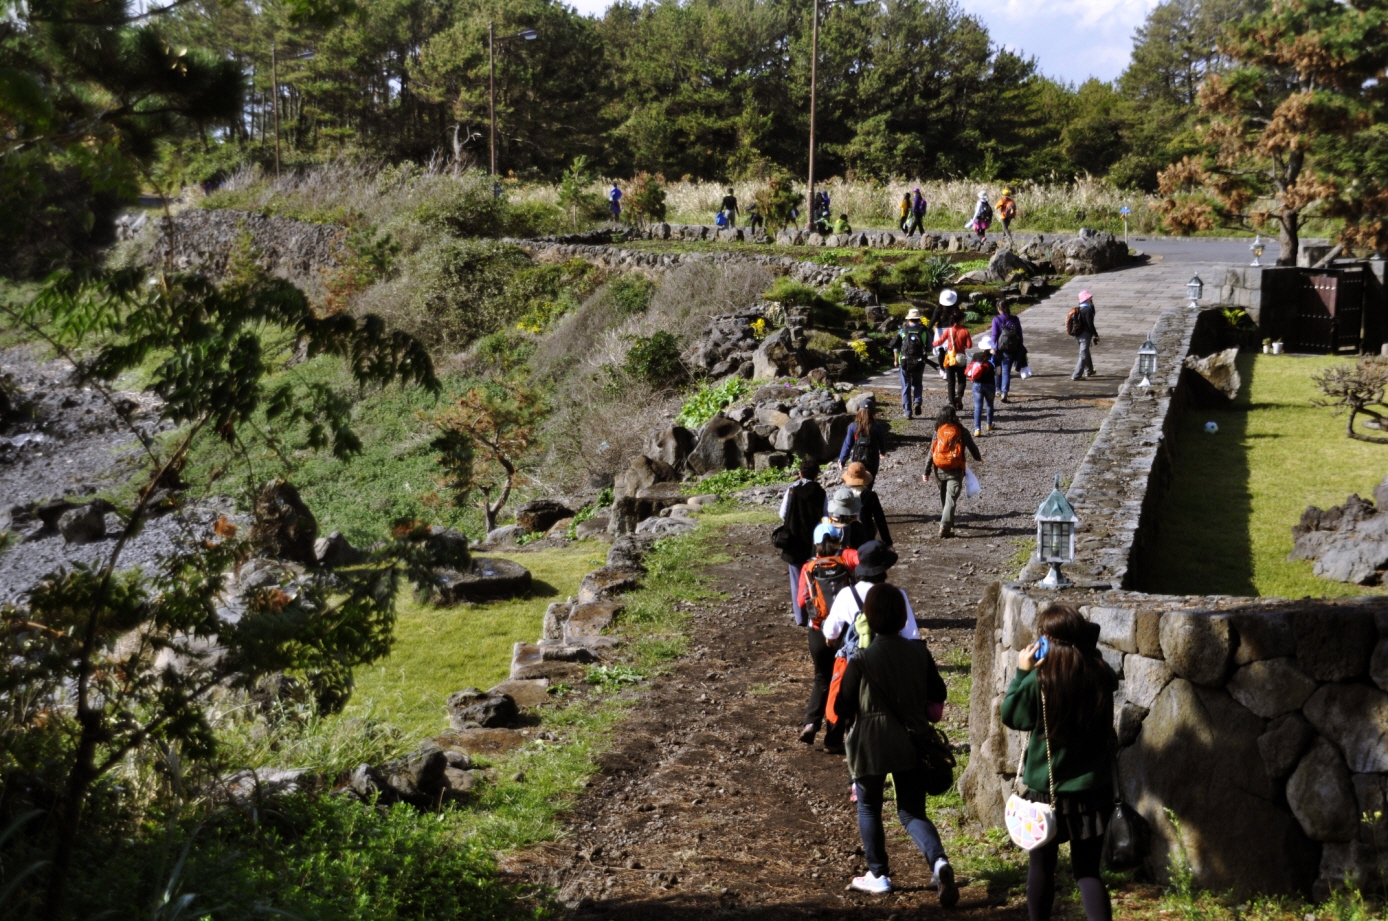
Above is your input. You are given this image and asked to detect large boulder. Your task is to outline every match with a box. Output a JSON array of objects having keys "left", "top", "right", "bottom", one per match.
[
  {"left": 1293, "top": 607, "right": 1377, "bottom": 680},
  {"left": 58, "top": 503, "right": 107, "bottom": 544},
  {"left": 1257, "top": 712, "right": 1315, "bottom": 778},
  {"left": 815, "top": 415, "right": 853, "bottom": 461},
  {"left": 251, "top": 479, "right": 318, "bottom": 565},
  {"left": 648, "top": 426, "right": 696, "bottom": 471},
  {"left": 752, "top": 327, "right": 804, "bottom": 380},
  {"left": 514, "top": 499, "right": 573, "bottom": 534},
  {"left": 1289, "top": 494, "right": 1388, "bottom": 585},
  {"left": 987, "top": 247, "right": 1039, "bottom": 282},
  {"left": 614, "top": 455, "right": 678, "bottom": 500},
  {"left": 447, "top": 688, "right": 519, "bottom": 729},
  {"left": 1225, "top": 657, "right": 1317, "bottom": 718},
  {"left": 577, "top": 567, "right": 640, "bottom": 604},
  {"left": 687, "top": 416, "right": 746, "bottom": 474},
  {"left": 1158, "top": 612, "right": 1233, "bottom": 687},
  {"left": 1286, "top": 738, "right": 1360, "bottom": 842},
  {"left": 772, "top": 416, "right": 826, "bottom": 459},
  {"left": 1229, "top": 610, "right": 1294, "bottom": 664},
  {"left": 433, "top": 558, "right": 532, "bottom": 604},
  {"left": 1118, "top": 678, "right": 1319, "bottom": 895},
  {"left": 314, "top": 531, "right": 363, "bottom": 567},
  {"left": 1302, "top": 683, "right": 1388, "bottom": 773},
  {"left": 1122, "top": 654, "right": 1173, "bottom": 709},
  {"left": 1049, "top": 230, "right": 1130, "bottom": 275},
  {"left": 1183, "top": 348, "right": 1242, "bottom": 402}
]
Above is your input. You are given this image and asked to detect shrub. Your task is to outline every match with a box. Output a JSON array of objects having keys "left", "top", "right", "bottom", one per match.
[
  {"left": 807, "top": 330, "right": 848, "bottom": 353},
  {"left": 627, "top": 172, "right": 668, "bottom": 224},
  {"left": 699, "top": 466, "right": 793, "bottom": 495},
  {"left": 411, "top": 172, "right": 510, "bottom": 238},
  {"left": 621, "top": 331, "right": 686, "bottom": 388},
  {"left": 608, "top": 274, "right": 658, "bottom": 317},
  {"left": 764, "top": 276, "right": 819, "bottom": 307},
  {"left": 676, "top": 377, "right": 752, "bottom": 429}
]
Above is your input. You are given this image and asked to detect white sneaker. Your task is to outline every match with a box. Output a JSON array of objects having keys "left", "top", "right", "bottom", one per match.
[{"left": 850, "top": 871, "right": 892, "bottom": 894}]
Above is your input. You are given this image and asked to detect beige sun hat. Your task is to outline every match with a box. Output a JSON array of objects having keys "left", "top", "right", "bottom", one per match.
[{"left": 906, "top": 307, "right": 922, "bottom": 320}]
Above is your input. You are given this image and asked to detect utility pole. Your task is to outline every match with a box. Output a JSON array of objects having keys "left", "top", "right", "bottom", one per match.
[
  {"left": 271, "top": 39, "right": 280, "bottom": 179},
  {"left": 806, "top": 0, "right": 818, "bottom": 232},
  {"left": 489, "top": 20, "right": 497, "bottom": 187}
]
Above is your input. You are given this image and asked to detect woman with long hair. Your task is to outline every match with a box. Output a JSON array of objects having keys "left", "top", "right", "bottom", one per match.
[
  {"left": 1001, "top": 604, "right": 1117, "bottom": 921},
  {"left": 837, "top": 398, "right": 889, "bottom": 479}
]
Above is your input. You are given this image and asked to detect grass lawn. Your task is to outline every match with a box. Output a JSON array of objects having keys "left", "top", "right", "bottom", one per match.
[
  {"left": 1143, "top": 352, "right": 1388, "bottom": 598},
  {"left": 341, "top": 543, "right": 604, "bottom": 739}
]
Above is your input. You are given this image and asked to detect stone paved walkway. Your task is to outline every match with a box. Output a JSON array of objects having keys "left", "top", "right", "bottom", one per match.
[{"left": 864, "top": 255, "right": 1241, "bottom": 403}]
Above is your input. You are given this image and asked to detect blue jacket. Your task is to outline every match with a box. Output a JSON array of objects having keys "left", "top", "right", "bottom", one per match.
[{"left": 838, "top": 421, "right": 889, "bottom": 474}]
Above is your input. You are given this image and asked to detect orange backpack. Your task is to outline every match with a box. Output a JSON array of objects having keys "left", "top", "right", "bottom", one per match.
[
  {"left": 932, "top": 423, "right": 966, "bottom": 470},
  {"left": 807, "top": 556, "right": 851, "bottom": 629}
]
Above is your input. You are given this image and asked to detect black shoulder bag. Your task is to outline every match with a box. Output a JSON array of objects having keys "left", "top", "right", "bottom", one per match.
[
  {"left": 1103, "top": 757, "right": 1149, "bottom": 870},
  {"left": 860, "top": 655, "right": 956, "bottom": 795}
]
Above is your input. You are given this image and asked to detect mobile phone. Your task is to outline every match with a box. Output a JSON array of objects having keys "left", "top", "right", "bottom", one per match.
[{"left": 1034, "top": 636, "right": 1049, "bottom": 662}]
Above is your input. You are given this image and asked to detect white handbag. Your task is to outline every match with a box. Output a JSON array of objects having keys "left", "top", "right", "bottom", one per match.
[{"left": 1004, "top": 680, "right": 1058, "bottom": 851}]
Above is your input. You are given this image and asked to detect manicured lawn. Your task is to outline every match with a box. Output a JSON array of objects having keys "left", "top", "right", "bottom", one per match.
[
  {"left": 342, "top": 543, "right": 604, "bottom": 739},
  {"left": 1144, "top": 353, "right": 1388, "bottom": 598}
]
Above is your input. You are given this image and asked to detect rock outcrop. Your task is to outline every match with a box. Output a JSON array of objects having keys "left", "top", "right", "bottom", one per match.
[{"left": 1289, "top": 483, "right": 1388, "bottom": 586}]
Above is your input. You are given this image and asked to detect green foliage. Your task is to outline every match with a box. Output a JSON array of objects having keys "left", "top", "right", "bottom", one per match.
[
  {"left": 676, "top": 377, "right": 753, "bottom": 429},
  {"left": 698, "top": 466, "right": 794, "bottom": 496},
  {"left": 510, "top": 259, "right": 601, "bottom": 333},
  {"left": 764, "top": 276, "right": 820, "bottom": 307},
  {"left": 433, "top": 382, "right": 544, "bottom": 532},
  {"left": 608, "top": 273, "right": 658, "bottom": 318},
  {"left": 558, "top": 157, "right": 605, "bottom": 231},
  {"left": 384, "top": 239, "right": 533, "bottom": 351},
  {"left": 585, "top": 664, "right": 645, "bottom": 690},
  {"left": 626, "top": 172, "right": 668, "bottom": 224},
  {"left": 412, "top": 172, "right": 511, "bottom": 238},
  {"left": 620, "top": 331, "right": 686, "bottom": 388}
]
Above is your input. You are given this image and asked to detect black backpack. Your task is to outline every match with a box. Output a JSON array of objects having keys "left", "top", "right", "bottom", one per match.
[
  {"left": 978, "top": 200, "right": 993, "bottom": 223},
  {"left": 996, "top": 320, "right": 1020, "bottom": 355},
  {"left": 849, "top": 429, "right": 874, "bottom": 463},
  {"left": 901, "top": 323, "right": 927, "bottom": 365}
]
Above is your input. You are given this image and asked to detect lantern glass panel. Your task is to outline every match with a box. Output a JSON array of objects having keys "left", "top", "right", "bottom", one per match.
[
  {"left": 1138, "top": 352, "right": 1157, "bottom": 376},
  {"left": 1187, "top": 276, "right": 1203, "bottom": 300},
  {"left": 1040, "top": 521, "right": 1071, "bottom": 560}
]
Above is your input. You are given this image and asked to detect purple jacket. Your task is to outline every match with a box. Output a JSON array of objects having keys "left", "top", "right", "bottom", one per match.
[{"left": 991, "top": 314, "right": 1023, "bottom": 354}]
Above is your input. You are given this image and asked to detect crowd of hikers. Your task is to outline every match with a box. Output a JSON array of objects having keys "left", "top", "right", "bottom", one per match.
[{"left": 771, "top": 284, "right": 1120, "bottom": 920}]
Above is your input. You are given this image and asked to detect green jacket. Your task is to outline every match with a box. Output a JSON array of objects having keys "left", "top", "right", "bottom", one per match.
[
  {"left": 844, "top": 634, "right": 946, "bottom": 780},
  {"left": 1000, "top": 666, "right": 1116, "bottom": 795}
]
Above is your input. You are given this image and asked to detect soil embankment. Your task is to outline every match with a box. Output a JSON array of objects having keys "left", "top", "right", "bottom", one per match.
[{"left": 510, "top": 391, "right": 1107, "bottom": 918}]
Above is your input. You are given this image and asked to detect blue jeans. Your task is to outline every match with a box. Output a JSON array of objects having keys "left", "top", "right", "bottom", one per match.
[
  {"left": 898, "top": 363, "right": 923, "bottom": 413},
  {"left": 972, "top": 381, "right": 995, "bottom": 430},
  {"left": 999, "top": 352, "right": 1016, "bottom": 394},
  {"left": 855, "top": 769, "right": 946, "bottom": 878}
]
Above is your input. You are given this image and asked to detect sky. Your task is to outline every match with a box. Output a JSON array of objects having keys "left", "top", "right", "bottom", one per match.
[{"left": 563, "top": 0, "right": 1162, "bottom": 85}]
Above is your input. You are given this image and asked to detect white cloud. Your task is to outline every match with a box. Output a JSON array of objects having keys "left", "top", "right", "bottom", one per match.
[{"left": 560, "top": 0, "right": 1160, "bottom": 84}]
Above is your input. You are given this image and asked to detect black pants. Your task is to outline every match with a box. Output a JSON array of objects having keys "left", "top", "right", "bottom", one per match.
[
  {"left": 906, "top": 214, "right": 924, "bottom": 234},
  {"left": 1027, "top": 835, "right": 1111, "bottom": 921},
  {"left": 944, "top": 365, "right": 966, "bottom": 407},
  {"left": 804, "top": 627, "right": 834, "bottom": 728}
]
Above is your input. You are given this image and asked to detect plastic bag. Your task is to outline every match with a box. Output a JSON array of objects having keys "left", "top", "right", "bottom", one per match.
[
  {"left": 1018, "top": 365, "right": 1033, "bottom": 379},
  {"left": 965, "top": 467, "right": 982, "bottom": 498}
]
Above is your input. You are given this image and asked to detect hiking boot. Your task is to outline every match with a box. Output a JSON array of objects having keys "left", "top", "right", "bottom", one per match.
[
  {"left": 1000, "top": 392, "right": 1008, "bottom": 403},
  {"left": 1071, "top": 375, "right": 1081, "bottom": 381},
  {"left": 798, "top": 723, "right": 817, "bottom": 745},
  {"left": 933, "top": 862, "right": 959, "bottom": 907},
  {"left": 985, "top": 423, "right": 993, "bottom": 433},
  {"left": 972, "top": 428, "right": 981, "bottom": 437},
  {"left": 913, "top": 402, "right": 922, "bottom": 416},
  {"left": 850, "top": 871, "right": 891, "bottom": 894}
]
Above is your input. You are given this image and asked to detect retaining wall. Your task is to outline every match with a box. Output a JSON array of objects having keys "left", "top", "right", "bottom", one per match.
[{"left": 964, "top": 297, "right": 1388, "bottom": 898}]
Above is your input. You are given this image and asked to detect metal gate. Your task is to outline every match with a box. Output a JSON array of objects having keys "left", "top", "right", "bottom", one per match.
[{"left": 1293, "top": 269, "right": 1364, "bottom": 353}]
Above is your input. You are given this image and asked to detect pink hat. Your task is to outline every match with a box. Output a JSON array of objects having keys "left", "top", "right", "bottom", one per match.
[{"left": 1078, "top": 290, "right": 1092, "bottom": 303}]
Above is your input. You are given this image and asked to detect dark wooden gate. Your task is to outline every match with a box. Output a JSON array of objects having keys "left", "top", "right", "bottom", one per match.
[{"left": 1292, "top": 269, "right": 1364, "bottom": 353}]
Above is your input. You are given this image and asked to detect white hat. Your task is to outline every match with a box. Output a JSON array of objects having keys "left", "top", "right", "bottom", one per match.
[
  {"left": 939, "top": 289, "right": 959, "bottom": 307},
  {"left": 978, "top": 190, "right": 989, "bottom": 199},
  {"left": 906, "top": 308, "right": 922, "bottom": 320}
]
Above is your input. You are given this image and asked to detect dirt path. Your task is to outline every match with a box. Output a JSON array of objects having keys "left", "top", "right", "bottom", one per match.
[{"left": 511, "top": 391, "right": 1108, "bottom": 919}]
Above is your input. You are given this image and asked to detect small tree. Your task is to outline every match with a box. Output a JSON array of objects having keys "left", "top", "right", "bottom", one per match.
[
  {"left": 0, "top": 268, "right": 441, "bottom": 918},
  {"left": 754, "top": 174, "right": 803, "bottom": 231},
  {"left": 626, "top": 171, "right": 668, "bottom": 225},
  {"left": 557, "top": 156, "right": 603, "bottom": 231},
  {"left": 432, "top": 383, "right": 544, "bottom": 533},
  {"left": 1312, "top": 357, "right": 1388, "bottom": 444}
]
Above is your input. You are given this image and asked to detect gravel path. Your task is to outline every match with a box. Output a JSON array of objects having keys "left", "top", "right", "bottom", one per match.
[{"left": 511, "top": 389, "right": 1107, "bottom": 917}]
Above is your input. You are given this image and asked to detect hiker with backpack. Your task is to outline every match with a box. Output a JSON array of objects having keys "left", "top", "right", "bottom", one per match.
[
  {"left": 842, "top": 461, "right": 891, "bottom": 546},
  {"left": 969, "top": 191, "right": 993, "bottom": 242},
  {"left": 908, "top": 189, "right": 927, "bottom": 234},
  {"left": 832, "top": 581, "right": 958, "bottom": 905},
  {"left": 991, "top": 301, "right": 1025, "bottom": 402},
  {"left": 821, "top": 540, "right": 919, "bottom": 755},
  {"left": 777, "top": 458, "right": 828, "bottom": 625},
  {"left": 1001, "top": 604, "right": 1118, "bottom": 921},
  {"left": 891, "top": 308, "right": 935, "bottom": 419},
  {"left": 796, "top": 522, "right": 860, "bottom": 749},
  {"left": 826, "top": 486, "right": 872, "bottom": 550},
  {"left": 838, "top": 399, "right": 889, "bottom": 478},
  {"left": 721, "top": 187, "right": 740, "bottom": 227},
  {"left": 922, "top": 405, "right": 982, "bottom": 538},
  {"left": 997, "top": 188, "right": 1017, "bottom": 242},
  {"left": 1068, "top": 291, "right": 1100, "bottom": 381},
  {"left": 964, "top": 349, "right": 997, "bottom": 436},
  {"left": 933, "top": 311, "right": 973, "bottom": 411},
  {"left": 931, "top": 290, "right": 957, "bottom": 379}
]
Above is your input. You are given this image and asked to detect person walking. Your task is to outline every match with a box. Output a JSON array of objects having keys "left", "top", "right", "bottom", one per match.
[
  {"left": 908, "top": 189, "right": 927, "bottom": 235},
  {"left": 747, "top": 201, "right": 763, "bottom": 233},
  {"left": 796, "top": 522, "right": 860, "bottom": 748},
  {"left": 898, "top": 193, "right": 912, "bottom": 232},
  {"left": 965, "top": 349, "right": 997, "bottom": 436},
  {"left": 838, "top": 399, "right": 889, "bottom": 478},
  {"left": 832, "top": 581, "right": 958, "bottom": 905},
  {"left": 969, "top": 190, "right": 993, "bottom": 242},
  {"left": 931, "top": 290, "right": 958, "bottom": 379},
  {"left": 721, "top": 187, "right": 740, "bottom": 227},
  {"left": 842, "top": 461, "right": 891, "bottom": 546},
  {"left": 609, "top": 182, "right": 623, "bottom": 221},
  {"left": 826, "top": 486, "right": 871, "bottom": 550},
  {"left": 922, "top": 405, "right": 981, "bottom": 538},
  {"left": 991, "top": 301, "right": 1025, "bottom": 402},
  {"left": 891, "top": 308, "right": 933, "bottom": 418},
  {"left": 1001, "top": 604, "right": 1117, "bottom": 921},
  {"left": 1069, "top": 290, "right": 1100, "bottom": 381},
  {"left": 997, "top": 188, "right": 1017, "bottom": 242},
  {"left": 778, "top": 457, "right": 827, "bottom": 625},
  {"left": 933, "top": 311, "right": 972, "bottom": 411}
]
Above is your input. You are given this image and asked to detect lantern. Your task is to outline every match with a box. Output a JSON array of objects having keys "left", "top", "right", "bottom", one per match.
[
  {"left": 1250, "top": 235, "right": 1265, "bottom": 267},
  {"left": 1035, "top": 474, "right": 1079, "bottom": 589},
  {"left": 1137, "top": 335, "right": 1158, "bottom": 387},
  {"left": 1186, "top": 274, "right": 1204, "bottom": 308}
]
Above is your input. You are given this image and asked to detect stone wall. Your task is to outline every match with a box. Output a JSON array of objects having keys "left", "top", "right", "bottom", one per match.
[
  {"left": 966, "top": 291, "right": 1388, "bottom": 898},
  {"left": 961, "top": 584, "right": 1388, "bottom": 898},
  {"left": 511, "top": 240, "right": 850, "bottom": 288}
]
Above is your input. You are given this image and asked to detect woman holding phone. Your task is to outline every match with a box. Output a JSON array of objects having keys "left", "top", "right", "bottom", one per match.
[{"left": 1001, "top": 604, "right": 1118, "bottom": 921}]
